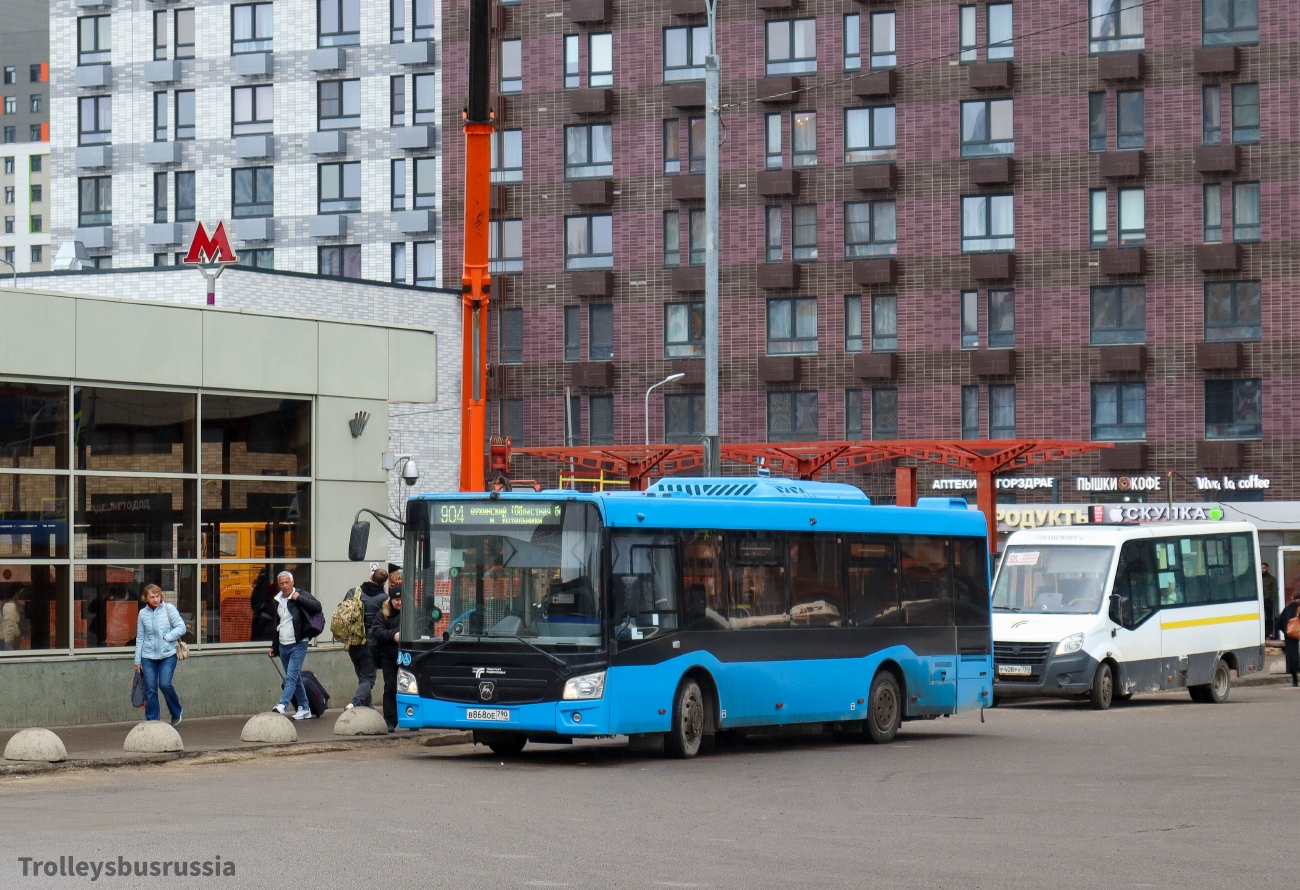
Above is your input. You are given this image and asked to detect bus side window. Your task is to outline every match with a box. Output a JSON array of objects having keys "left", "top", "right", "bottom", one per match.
[
  {"left": 728, "top": 532, "right": 789, "bottom": 629},
  {"left": 899, "top": 535, "right": 952, "bottom": 626},
  {"left": 1115, "top": 540, "right": 1157, "bottom": 626},
  {"left": 609, "top": 533, "right": 680, "bottom": 639},
  {"left": 788, "top": 533, "right": 844, "bottom": 627},
  {"left": 1154, "top": 540, "right": 1185, "bottom": 607},
  {"left": 952, "top": 537, "right": 990, "bottom": 626},
  {"left": 845, "top": 537, "right": 900, "bottom": 626},
  {"left": 1229, "top": 534, "right": 1256, "bottom": 602},
  {"left": 682, "top": 531, "right": 727, "bottom": 630}
]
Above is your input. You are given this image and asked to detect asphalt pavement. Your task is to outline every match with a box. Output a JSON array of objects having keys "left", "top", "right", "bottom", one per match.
[{"left": 2, "top": 683, "right": 1295, "bottom": 890}]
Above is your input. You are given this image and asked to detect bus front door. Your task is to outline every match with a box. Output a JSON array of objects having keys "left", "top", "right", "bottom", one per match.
[{"left": 1113, "top": 540, "right": 1164, "bottom": 695}]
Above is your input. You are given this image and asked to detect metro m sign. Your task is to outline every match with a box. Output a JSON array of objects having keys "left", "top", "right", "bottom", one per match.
[{"left": 183, "top": 221, "right": 238, "bottom": 265}]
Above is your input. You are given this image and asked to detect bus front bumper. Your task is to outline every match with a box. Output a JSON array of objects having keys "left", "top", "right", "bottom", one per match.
[
  {"left": 993, "top": 651, "right": 1101, "bottom": 698},
  {"left": 397, "top": 693, "right": 610, "bottom": 735}
]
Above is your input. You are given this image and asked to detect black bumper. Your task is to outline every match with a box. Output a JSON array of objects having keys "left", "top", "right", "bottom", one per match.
[{"left": 994, "top": 650, "right": 1101, "bottom": 698}]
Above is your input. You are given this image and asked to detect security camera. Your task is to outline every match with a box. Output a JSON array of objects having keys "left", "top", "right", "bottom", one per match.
[{"left": 400, "top": 458, "right": 420, "bottom": 485}]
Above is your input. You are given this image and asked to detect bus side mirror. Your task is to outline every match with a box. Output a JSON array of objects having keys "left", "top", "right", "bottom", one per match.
[
  {"left": 1108, "top": 593, "right": 1123, "bottom": 626},
  {"left": 347, "top": 521, "right": 371, "bottom": 562}
]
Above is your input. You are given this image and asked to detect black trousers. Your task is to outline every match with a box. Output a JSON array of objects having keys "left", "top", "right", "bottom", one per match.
[
  {"left": 379, "top": 657, "right": 398, "bottom": 729},
  {"left": 1264, "top": 600, "right": 1277, "bottom": 639},
  {"left": 347, "top": 644, "right": 375, "bottom": 707}
]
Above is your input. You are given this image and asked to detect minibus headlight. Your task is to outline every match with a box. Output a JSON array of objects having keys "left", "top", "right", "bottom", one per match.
[
  {"left": 397, "top": 668, "right": 419, "bottom": 695},
  {"left": 1055, "top": 633, "right": 1085, "bottom": 656},
  {"left": 562, "top": 671, "right": 606, "bottom": 700}
]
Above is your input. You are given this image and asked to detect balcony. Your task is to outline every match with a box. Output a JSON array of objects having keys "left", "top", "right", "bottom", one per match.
[
  {"left": 756, "top": 0, "right": 798, "bottom": 8},
  {"left": 1098, "top": 247, "right": 1146, "bottom": 276},
  {"left": 75, "top": 226, "right": 111, "bottom": 249},
  {"left": 74, "top": 65, "right": 110, "bottom": 88},
  {"left": 234, "top": 134, "right": 273, "bottom": 159},
  {"left": 234, "top": 52, "right": 272, "bottom": 77},
  {"left": 852, "top": 258, "right": 896, "bottom": 286},
  {"left": 756, "top": 170, "right": 800, "bottom": 197},
  {"left": 1099, "top": 150, "right": 1145, "bottom": 178},
  {"left": 757, "top": 356, "right": 801, "bottom": 384},
  {"left": 572, "top": 270, "right": 614, "bottom": 296},
  {"left": 669, "top": 358, "right": 704, "bottom": 384},
  {"left": 307, "top": 47, "right": 345, "bottom": 72},
  {"left": 395, "top": 41, "right": 436, "bottom": 66},
  {"left": 1098, "top": 344, "right": 1147, "bottom": 374},
  {"left": 571, "top": 88, "right": 613, "bottom": 115},
  {"left": 308, "top": 215, "right": 347, "bottom": 237},
  {"left": 1194, "top": 46, "right": 1239, "bottom": 75},
  {"left": 308, "top": 131, "right": 347, "bottom": 154},
  {"left": 1196, "top": 341, "right": 1243, "bottom": 371},
  {"left": 853, "top": 163, "right": 897, "bottom": 191},
  {"left": 1196, "top": 242, "right": 1242, "bottom": 273},
  {"left": 394, "top": 210, "right": 434, "bottom": 234},
  {"left": 667, "top": 82, "right": 705, "bottom": 108},
  {"left": 395, "top": 126, "right": 435, "bottom": 150},
  {"left": 1194, "top": 145, "right": 1240, "bottom": 174},
  {"left": 671, "top": 174, "right": 704, "bottom": 201},
  {"left": 757, "top": 263, "right": 800, "bottom": 289},
  {"left": 1197, "top": 440, "right": 1242, "bottom": 470},
  {"left": 757, "top": 77, "right": 798, "bottom": 103},
  {"left": 572, "top": 179, "right": 613, "bottom": 206},
  {"left": 234, "top": 217, "right": 273, "bottom": 241},
  {"left": 969, "top": 157, "right": 1014, "bottom": 186},
  {"left": 1100, "top": 442, "right": 1148, "bottom": 471},
  {"left": 853, "top": 70, "right": 897, "bottom": 98},
  {"left": 853, "top": 352, "right": 898, "bottom": 381},
  {"left": 75, "top": 146, "right": 111, "bottom": 169},
  {"left": 970, "top": 349, "right": 1016, "bottom": 377},
  {"left": 1097, "top": 52, "right": 1144, "bottom": 81},
  {"left": 968, "top": 61, "right": 1013, "bottom": 90},
  {"left": 671, "top": 266, "right": 704, "bottom": 292},
  {"left": 671, "top": 0, "right": 706, "bottom": 14},
  {"left": 145, "top": 223, "right": 181, "bottom": 246},
  {"left": 569, "top": 0, "right": 611, "bottom": 23},
  {"left": 143, "top": 60, "right": 182, "bottom": 83},
  {"left": 143, "top": 142, "right": 181, "bottom": 165},
  {"left": 970, "top": 252, "right": 1014, "bottom": 280},
  {"left": 572, "top": 362, "right": 615, "bottom": 388}
]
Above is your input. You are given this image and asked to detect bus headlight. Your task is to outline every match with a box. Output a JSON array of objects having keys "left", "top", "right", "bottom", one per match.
[
  {"left": 397, "top": 668, "right": 419, "bottom": 695},
  {"left": 562, "top": 671, "right": 606, "bottom": 700},
  {"left": 1055, "top": 633, "right": 1085, "bottom": 656}
]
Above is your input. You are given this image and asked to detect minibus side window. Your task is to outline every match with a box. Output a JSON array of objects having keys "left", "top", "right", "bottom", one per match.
[{"left": 1114, "top": 540, "right": 1158, "bottom": 627}]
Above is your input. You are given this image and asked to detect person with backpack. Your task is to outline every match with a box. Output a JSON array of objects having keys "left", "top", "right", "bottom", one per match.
[
  {"left": 133, "top": 584, "right": 186, "bottom": 725},
  {"left": 369, "top": 585, "right": 403, "bottom": 732},
  {"left": 335, "top": 566, "right": 389, "bottom": 710},
  {"left": 268, "top": 571, "right": 323, "bottom": 719}
]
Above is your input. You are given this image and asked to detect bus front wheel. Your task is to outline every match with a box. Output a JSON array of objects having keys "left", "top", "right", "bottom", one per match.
[
  {"left": 864, "top": 671, "right": 902, "bottom": 744},
  {"left": 666, "top": 678, "right": 706, "bottom": 759},
  {"left": 476, "top": 731, "right": 527, "bottom": 757}
]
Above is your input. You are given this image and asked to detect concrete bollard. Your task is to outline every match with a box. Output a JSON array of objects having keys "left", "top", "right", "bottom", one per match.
[
  {"left": 4, "top": 728, "right": 68, "bottom": 762},
  {"left": 123, "top": 722, "right": 184, "bottom": 753},
  {"left": 240, "top": 712, "right": 298, "bottom": 744},
  {"left": 333, "top": 707, "right": 389, "bottom": 736}
]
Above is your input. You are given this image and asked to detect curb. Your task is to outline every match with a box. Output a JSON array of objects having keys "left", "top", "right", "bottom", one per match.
[{"left": 0, "top": 730, "right": 471, "bottom": 778}]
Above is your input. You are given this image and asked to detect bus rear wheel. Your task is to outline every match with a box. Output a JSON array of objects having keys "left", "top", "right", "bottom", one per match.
[
  {"left": 666, "top": 678, "right": 706, "bottom": 759},
  {"left": 476, "top": 732, "right": 527, "bottom": 756},
  {"left": 864, "top": 671, "right": 902, "bottom": 744},
  {"left": 1088, "top": 662, "right": 1114, "bottom": 710},
  {"left": 1190, "top": 659, "right": 1231, "bottom": 704}
]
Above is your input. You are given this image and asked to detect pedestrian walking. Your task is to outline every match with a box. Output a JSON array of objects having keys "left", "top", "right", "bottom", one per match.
[
  {"left": 387, "top": 568, "right": 402, "bottom": 598},
  {"left": 268, "top": 571, "right": 323, "bottom": 719},
  {"left": 132, "top": 584, "right": 186, "bottom": 725},
  {"left": 369, "top": 585, "right": 403, "bottom": 732},
  {"left": 341, "top": 566, "right": 389, "bottom": 710},
  {"left": 1280, "top": 594, "right": 1300, "bottom": 688},
  {"left": 1262, "top": 563, "right": 1279, "bottom": 639}
]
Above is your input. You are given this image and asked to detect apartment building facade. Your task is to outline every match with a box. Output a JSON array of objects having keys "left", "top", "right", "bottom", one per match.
[
  {"left": 0, "top": 0, "right": 51, "bottom": 273},
  {"left": 48, "top": 0, "right": 445, "bottom": 282},
  {"left": 439, "top": 0, "right": 1299, "bottom": 508}
]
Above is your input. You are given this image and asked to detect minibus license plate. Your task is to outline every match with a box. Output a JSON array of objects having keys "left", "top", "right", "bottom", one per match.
[
  {"left": 998, "top": 665, "right": 1032, "bottom": 677},
  {"left": 466, "top": 708, "right": 510, "bottom": 722}
]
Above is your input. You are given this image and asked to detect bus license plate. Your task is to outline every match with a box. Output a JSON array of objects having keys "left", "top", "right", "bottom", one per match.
[
  {"left": 998, "top": 665, "right": 1032, "bottom": 677},
  {"left": 465, "top": 708, "right": 510, "bottom": 722}
]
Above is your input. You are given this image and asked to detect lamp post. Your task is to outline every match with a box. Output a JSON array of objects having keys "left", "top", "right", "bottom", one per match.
[{"left": 644, "top": 373, "right": 686, "bottom": 445}]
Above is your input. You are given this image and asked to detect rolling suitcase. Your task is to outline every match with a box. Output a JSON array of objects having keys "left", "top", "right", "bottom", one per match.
[{"left": 273, "top": 660, "right": 331, "bottom": 717}]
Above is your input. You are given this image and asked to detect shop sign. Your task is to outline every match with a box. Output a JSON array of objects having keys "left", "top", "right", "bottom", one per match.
[
  {"left": 932, "top": 477, "right": 1055, "bottom": 492},
  {"left": 1193, "top": 474, "right": 1271, "bottom": 492},
  {"left": 997, "top": 507, "right": 1091, "bottom": 530},
  {"left": 1074, "top": 475, "right": 1162, "bottom": 492},
  {"left": 997, "top": 503, "right": 1226, "bottom": 531}
]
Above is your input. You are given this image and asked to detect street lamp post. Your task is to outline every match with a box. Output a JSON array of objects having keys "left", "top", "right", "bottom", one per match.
[{"left": 644, "top": 373, "right": 686, "bottom": 445}]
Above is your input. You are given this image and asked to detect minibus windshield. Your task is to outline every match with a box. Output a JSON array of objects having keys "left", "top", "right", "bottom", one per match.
[{"left": 992, "top": 545, "right": 1115, "bottom": 614}]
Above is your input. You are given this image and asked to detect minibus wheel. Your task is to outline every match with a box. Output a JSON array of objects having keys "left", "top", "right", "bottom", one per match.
[
  {"left": 666, "top": 678, "right": 705, "bottom": 758},
  {"left": 865, "top": 671, "right": 901, "bottom": 744},
  {"left": 1088, "top": 662, "right": 1114, "bottom": 710}
]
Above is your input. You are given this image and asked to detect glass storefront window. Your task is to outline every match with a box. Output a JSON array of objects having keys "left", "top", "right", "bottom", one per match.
[
  {"left": 0, "top": 474, "right": 70, "bottom": 558},
  {"left": 73, "top": 563, "right": 197, "bottom": 649},
  {"left": 0, "top": 564, "right": 70, "bottom": 651},
  {"left": 200, "top": 479, "right": 310, "bottom": 559},
  {"left": 201, "top": 396, "right": 311, "bottom": 477},
  {"left": 0, "top": 382, "right": 69, "bottom": 469},
  {"left": 201, "top": 562, "right": 310, "bottom": 644},
  {"left": 75, "top": 387, "right": 196, "bottom": 474},
  {"left": 75, "top": 476, "right": 197, "bottom": 560}
]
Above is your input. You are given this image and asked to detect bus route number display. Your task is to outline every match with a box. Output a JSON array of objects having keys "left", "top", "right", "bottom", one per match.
[{"left": 436, "top": 502, "right": 563, "bottom": 527}]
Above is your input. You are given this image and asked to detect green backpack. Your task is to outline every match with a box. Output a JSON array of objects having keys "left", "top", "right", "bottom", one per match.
[{"left": 330, "top": 587, "right": 367, "bottom": 647}]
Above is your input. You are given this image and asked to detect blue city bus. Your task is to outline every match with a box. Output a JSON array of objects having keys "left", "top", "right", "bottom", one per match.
[{"left": 381, "top": 477, "right": 992, "bottom": 758}]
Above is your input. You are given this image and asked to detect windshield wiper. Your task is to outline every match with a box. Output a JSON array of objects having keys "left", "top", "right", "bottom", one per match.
[
  {"left": 993, "top": 605, "right": 1021, "bottom": 612},
  {"left": 499, "top": 635, "right": 571, "bottom": 675}
]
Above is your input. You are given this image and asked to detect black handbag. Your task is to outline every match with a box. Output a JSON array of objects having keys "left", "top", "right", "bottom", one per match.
[{"left": 131, "top": 670, "right": 146, "bottom": 709}]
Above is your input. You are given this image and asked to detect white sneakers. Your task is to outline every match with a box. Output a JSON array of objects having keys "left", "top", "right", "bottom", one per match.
[
  {"left": 292, "top": 707, "right": 313, "bottom": 720},
  {"left": 273, "top": 704, "right": 286, "bottom": 716},
  {"left": 344, "top": 702, "right": 355, "bottom": 710}
]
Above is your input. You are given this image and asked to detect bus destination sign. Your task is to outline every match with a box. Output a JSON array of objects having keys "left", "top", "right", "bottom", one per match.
[{"left": 435, "top": 502, "right": 564, "bottom": 527}]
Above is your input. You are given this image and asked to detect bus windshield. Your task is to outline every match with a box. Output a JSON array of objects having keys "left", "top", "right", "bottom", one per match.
[
  {"left": 992, "top": 545, "right": 1115, "bottom": 614},
  {"left": 406, "top": 500, "right": 604, "bottom": 648}
]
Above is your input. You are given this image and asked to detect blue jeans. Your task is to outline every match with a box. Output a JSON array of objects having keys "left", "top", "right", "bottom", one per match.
[
  {"left": 278, "top": 641, "right": 309, "bottom": 711},
  {"left": 140, "top": 656, "right": 181, "bottom": 722}
]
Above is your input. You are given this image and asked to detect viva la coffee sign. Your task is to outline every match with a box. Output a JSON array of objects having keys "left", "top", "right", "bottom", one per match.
[{"left": 1194, "top": 474, "right": 1271, "bottom": 493}]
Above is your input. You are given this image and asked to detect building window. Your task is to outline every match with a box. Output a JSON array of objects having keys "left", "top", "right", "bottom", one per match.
[
  {"left": 688, "top": 117, "right": 705, "bottom": 174},
  {"left": 871, "top": 388, "right": 898, "bottom": 439},
  {"left": 871, "top": 294, "right": 897, "bottom": 352},
  {"left": 958, "top": 6, "right": 977, "bottom": 63},
  {"left": 764, "top": 206, "right": 782, "bottom": 263},
  {"left": 960, "top": 99, "right": 1013, "bottom": 157},
  {"left": 175, "top": 8, "right": 195, "bottom": 58},
  {"left": 663, "top": 119, "right": 680, "bottom": 174},
  {"left": 844, "top": 14, "right": 861, "bottom": 71},
  {"left": 961, "top": 291, "right": 979, "bottom": 349},
  {"left": 387, "top": 76, "right": 406, "bottom": 127},
  {"left": 792, "top": 112, "right": 816, "bottom": 168},
  {"left": 1088, "top": 92, "right": 1107, "bottom": 151},
  {"left": 844, "top": 200, "right": 897, "bottom": 258},
  {"left": 845, "top": 390, "right": 863, "bottom": 439},
  {"left": 1090, "top": 189, "right": 1108, "bottom": 247},
  {"left": 318, "top": 80, "right": 360, "bottom": 130},
  {"left": 564, "top": 215, "right": 613, "bottom": 270},
  {"left": 78, "top": 176, "right": 112, "bottom": 227},
  {"left": 1231, "top": 83, "right": 1259, "bottom": 144},
  {"left": 391, "top": 242, "right": 407, "bottom": 283},
  {"left": 1116, "top": 90, "right": 1144, "bottom": 149},
  {"left": 30, "top": 94, "right": 42, "bottom": 113},
  {"left": 1090, "top": 285, "right": 1145, "bottom": 345},
  {"left": 154, "top": 10, "right": 169, "bottom": 60},
  {"left": 3, "top": 216, "right": 12, "bottom": 233},
  {"left": 153, "top": 173, "right": 167, "bottom": 222},
  {"left": 78, "top": 16, "right": 111, "bottom": 66},
  {"left": 30, "top": 246, "right": 41, "bottom": 264},
  {"left": 590, "top": 396, "right": 614, "bottom": 445},
  {"left": 665, "top": 393, "right": 704, "bottom": 444},
  {"left": 78, "top": 96, "right": 111, "bottom": 146},
  {"left": 961, "top": 385, "right": 980, "bottom": 439},
  {"left": 500, "top": 308, "right": 523, "bottom": 364},
  {"left": 319, "top": 0, "right": 360, "bottom": 46},
  {"left": 1233, "top": 181, "right": 1260, "bottom": 242},
  {"left": 389, "top": 0, "right": 406, "bottom": 41},
  {"left": 664, "top": 211, "right": 681, "bottom": 267},
  {"left": 489, "top": 219, "right": 523, "bottom": 273},
  {"left": 413, "top": 0, "right": 435, "bottom": 41},
  {"left": 3, "top": 247, "right": 12, "bottom": 264},
  {"left": 844, "top": 106, "right": 896, "bottom": 163},
  {"left": 153, "top": 92, "right": 168, "bottom": 142},
  {"left": 491, "top": 130, "right": 523, "bottom": 183},
  {"left": 665, "top": 301, "right": 704, "bottom": 358},
  {"left": 961, "top": 194, "right": 1014, "bottom": 252},
  {"left": 589, "top": 33, "right": 613, "bottom": 87},
  {"left": 30, "top": 66, "right": 41, "bottom": 85},
  {"left": 869, "top": 12, "right": 896, "bottom": 69},
  {"left": 768, "top": 391, "right": 818, "bottom": 442},
  {"left": 1204, "top": 281, "right": 1261, "bottom": 342},
  {"left": 414, "top": 74, "right": 437, "bottom": 124},
  {"left": 1202, "top": 85, "right": 1222, "bottom": 145},
  {"left": 1, "top": 67, "right": 11, "bottom": 84},
  {"left": 989, "top": 385, "right": 1016, "bottom": 438},
  {"left": 30, "top": 185, "right": 41, "bottom": 203},
  {"left": 233, "top": 3, "right": 273, "bottom": 53},
  {"left": 767, "top": 297, "right": 817, "bottom": 355},
  {"left": 687, "top": 208, "right": 705, "bottom": 265},
  {"left": 28, "top": 124, "right": 40, "bottom": 142},
  {"left": 232, "top": 85, "right": 273, "bottom": 135},
  {"left": 765, "top": 19, "right": 816, "bottom": 75},
  {"left": 988, "top": 289, "right": 1014, "bottom": 348},
  {"left": 2, "top": 97, "right": 14, "bottom": 115},
  {"left": 1118, "top": 187, "right": 1144, "bottom": 245},
  {"left": 564, "top": 124, "right": 613, "bottom": 179},
  {"left": 792, "top": 204, "right": 817, "bottom": 261},
  {"left": 415, "top": 241, "right": 438, "bottom": 287},
  {"left": 589, "top": 304, "right": 614, "bottom": 361},
  {"left": 236, "top": 249, "right": 272, "bottom": 269},
  {"left": 3, "top": 187, "right": 11, "bottom": 203},
  {"left": 413, "top": 157, "right": 436, "bottom": 209},
  {"left": 3, "top": 127, "right": 14, "bottom": 144},
  {"left": 28, "top": 215, "right": 40, "bottom": 233},
  {"left": 1092, "top": 382, "right": 1146, "bottom": 441},
  {"left": 175, "top": 91, "right": 195, "bottom": 140},
  {"left": 2, "top": 157, "right": 11, "bottom": 174},
  {"left": 663, "top": 26, "right": 708, "bottom": 82},
  {"left": 565, "top": 395, "right": 583, "bottom": 447},
  {"left": 563, "top": 306, "right": 581, "bottom": 361},
  {"left": 175, "top": 171, "right": 194, "bottom": 222},
  {"left": 1203, "top": 183, "right": 1222, "bottom": 242},
  {"left": 765, "top": 113, "right": 782, "bottom": 169},
  {"left": 987, "top": 3, "right": 1013, "bottom": 59},
  {"left": 564, "top": 35, "right": 580, "bottom": 89},
  {"left": 1204, "top": 378, "right": 1261, "bottom": 439},
  {"left": 319, "top": 245, "right": 360, "bottom": 278},
  {"left": 318, "top": 161, "right": 361, "bottom": 213},
  {"left": 845, "top": 295, "right": 863, "bottom": 353},
  {"left": 232, "top": 167, "right": 273, "bottom": 218},
  {"left": 391, "top": 158, "right": 406, "bottom": 210},
  {"left": 501, "top": 399, "right": 525, "bottom": 445},
  {"left": 1202, "top": 0, "right": 1258, "bottom": 46},
  {"left": 500, "top": 39, "right": 522, "bottom": 93},
  {"left": 1090, "top": 0, "right": 1144, "bottom": 53}
]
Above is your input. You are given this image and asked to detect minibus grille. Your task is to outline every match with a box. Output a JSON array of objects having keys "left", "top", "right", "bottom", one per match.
[{"left": 993, "top": 642, "right": 1053, "bottom": 666}]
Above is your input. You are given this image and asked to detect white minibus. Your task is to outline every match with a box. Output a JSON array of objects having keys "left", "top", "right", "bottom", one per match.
[{"left": 991, "top": 522, "right": 1264, "bottom": 709}]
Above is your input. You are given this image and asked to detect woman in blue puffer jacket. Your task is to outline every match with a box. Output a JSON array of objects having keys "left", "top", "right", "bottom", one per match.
[{"left": 133, "top": 584, "right": 187, "bottom": 725}]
